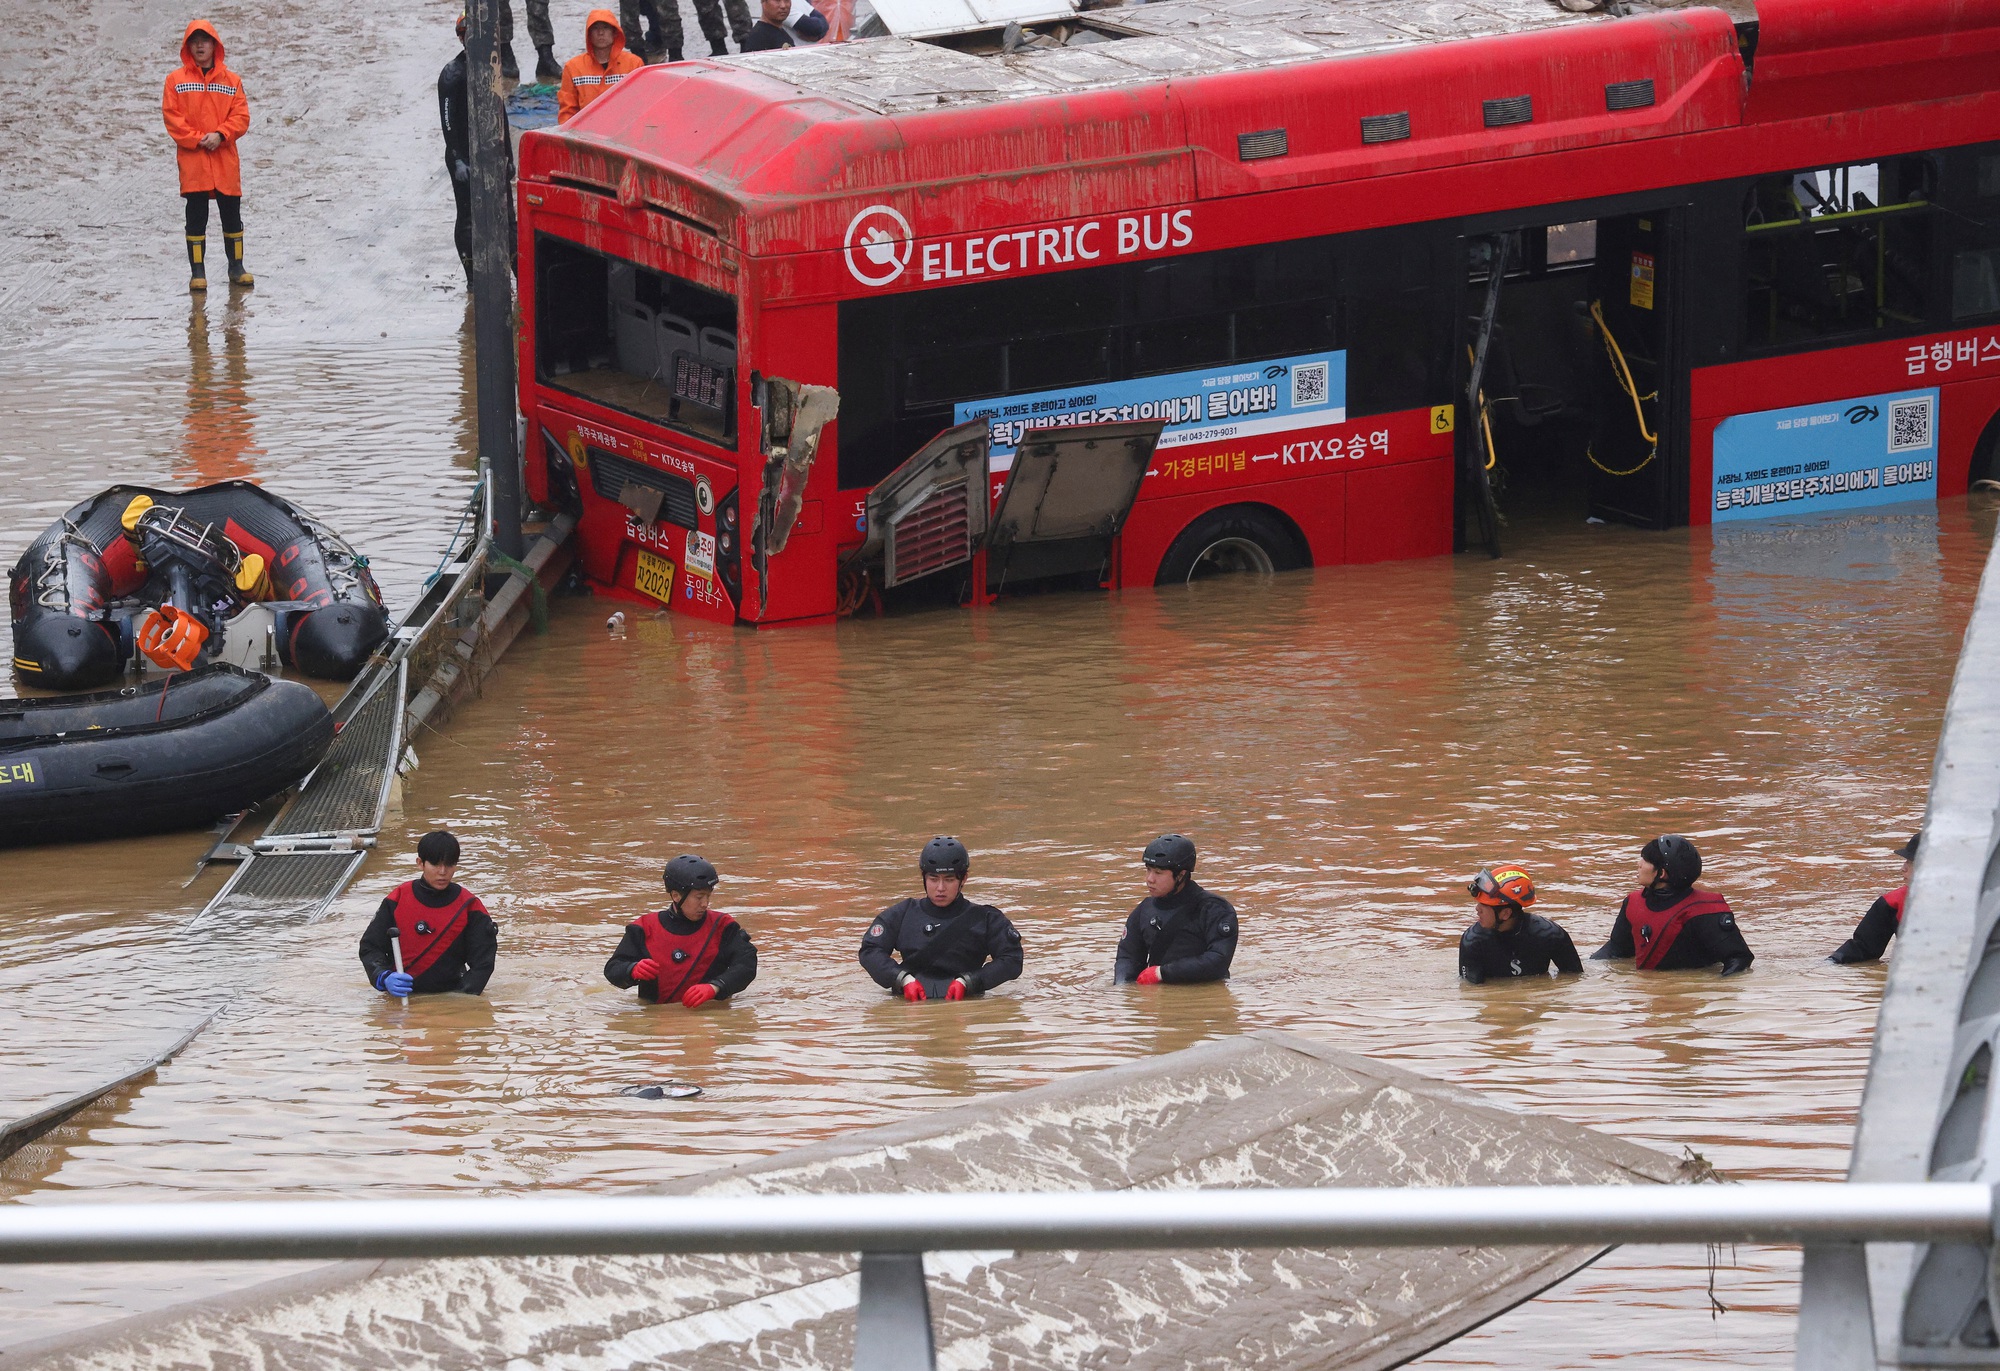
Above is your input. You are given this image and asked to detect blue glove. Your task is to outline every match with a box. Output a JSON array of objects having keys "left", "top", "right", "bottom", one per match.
[{"left": 377, "top": 970, "right": 414, "bottom": 996}]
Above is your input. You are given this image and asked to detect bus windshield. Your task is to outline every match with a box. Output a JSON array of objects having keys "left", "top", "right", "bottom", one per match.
[{"left": 534, "top": 235, "right": 737, "bottom": 447}]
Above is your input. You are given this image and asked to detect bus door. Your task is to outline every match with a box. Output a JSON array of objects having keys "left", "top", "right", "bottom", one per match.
[
  {"left": 1584, "top": 211, "right": 1678, "bottom": 527},
  {"left": 847, "top": 420, "right": 1161, "bottom": 603}
]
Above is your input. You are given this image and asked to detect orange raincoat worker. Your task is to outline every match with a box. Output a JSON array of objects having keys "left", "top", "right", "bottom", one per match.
[
  {"left": 162, "top": 20, "right": 252, "bottom": 292},
  {"left": 558, "top": 11, "right": 644, "bottom": 124}
]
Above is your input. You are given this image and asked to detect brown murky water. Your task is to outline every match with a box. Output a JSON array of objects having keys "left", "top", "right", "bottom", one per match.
[{"left": 2, "top": 1, "right": 1994, "bottom": 1364}]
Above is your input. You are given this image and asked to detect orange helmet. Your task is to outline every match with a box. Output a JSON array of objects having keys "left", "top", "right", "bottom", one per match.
[{"left": 1468, "top": 865, "right": 1536, "bottom": 909}]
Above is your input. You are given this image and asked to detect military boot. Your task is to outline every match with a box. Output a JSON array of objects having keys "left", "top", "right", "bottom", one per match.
[
  {"left": 500, "top": 42, "right": 520, "bottom": 78},
  {"left": 709, "top": 36, "right": 728, "bottom": 55},
  {"left": 223, "top": 231, "right": 254, "bottom": 288},
  {"left": 186, "top": 234, "right": 207, "bottom": 292},
  {"left": 535, "top": 44, "right": 560, "bottom": 81}
]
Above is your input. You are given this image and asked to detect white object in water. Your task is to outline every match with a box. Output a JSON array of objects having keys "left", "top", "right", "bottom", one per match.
[{"left": 607, "top": 612, "right": 627, "bottom": 636}]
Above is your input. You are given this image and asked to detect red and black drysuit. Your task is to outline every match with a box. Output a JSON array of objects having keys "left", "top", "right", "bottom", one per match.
[
  {"left": 1458, "top": 913, "right": 1582, "bottom": 985},
  {"left": 1830, "top": 885, "right": 1907, "bottom": 964},
  {"left": 1591, "top": 886, "right": 1754, "bottom": 976},
  {"left": 358, "top": 881, "right": 497, "bottom": 994},
  {"left": 1113, "top": 881, "right": 1238, "bottom": 983},
  {"left": 860, "top": 896, "right": 1023, "bottom": 998},
  {"left": 604, "top": 908, "right": 757, "bottom": 1003}
]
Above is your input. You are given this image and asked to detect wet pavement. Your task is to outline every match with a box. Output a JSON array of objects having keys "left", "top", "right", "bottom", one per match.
[{"left": 2, "top": 0, "right": 1995, "bottom": 1363}]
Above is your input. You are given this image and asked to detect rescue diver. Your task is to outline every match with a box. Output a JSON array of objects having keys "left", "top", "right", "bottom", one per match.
[
  {"left": 1591, "top": 834, "right": 1754, "bottom": 976},
  {"left": 1113, "top": 834, "right": 1238, "bottom": 984},
  {"left": 1830, "top": 833, "right": 1919, "bottom": 965},
  {"left": 860, "top": 837, "right": 1024, "bottom": 1000},
  {"left": 604, "top": 855, "right": 758, "bottom": 1007},
  {"left": 1457, "top": 864, "right": 1581, "bottom": 984},
  {"left": 438, "top": 15, "right": 476, "bottom": 282},
  {"left": 359, "top": 830, "right": 497, "bottom": 996}
]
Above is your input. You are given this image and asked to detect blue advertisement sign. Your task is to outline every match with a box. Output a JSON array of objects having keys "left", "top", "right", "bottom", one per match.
[
  {"left": 955, "top": 350, "right": 1346, "bottom": 464},
  {"left": 1712, "top": 388, "right": 1940, "bottom": 522}
]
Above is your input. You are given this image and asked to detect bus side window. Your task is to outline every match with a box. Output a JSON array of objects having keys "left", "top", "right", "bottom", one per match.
[
  {"left": 1740, "top": 156, "right": 1935, "bottom": 352},
  {"left": 1945, "top": 144, "right": 2000, "bottom": 322}
]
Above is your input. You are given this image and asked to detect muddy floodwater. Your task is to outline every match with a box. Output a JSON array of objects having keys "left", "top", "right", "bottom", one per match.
[{"left": 2, "top": 0, "right": 1995, "bottom": 1365}]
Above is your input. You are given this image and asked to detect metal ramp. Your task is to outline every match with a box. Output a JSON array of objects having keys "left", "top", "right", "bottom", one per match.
[
  {"left": 191, "top": 473, "right": 495, "bottom": 926},
  {"left": 191, "top": 663, "right": 406, "bottom": 922}
]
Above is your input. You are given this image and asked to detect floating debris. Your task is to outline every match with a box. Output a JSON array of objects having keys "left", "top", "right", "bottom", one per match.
[{"left": 620, "top": 1082, "right": 701, "bottom": 1100}]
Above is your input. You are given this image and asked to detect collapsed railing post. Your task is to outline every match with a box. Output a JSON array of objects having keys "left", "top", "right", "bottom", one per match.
[{"left": 854, "top": 1251, "right": 936, "bottom": 1371}]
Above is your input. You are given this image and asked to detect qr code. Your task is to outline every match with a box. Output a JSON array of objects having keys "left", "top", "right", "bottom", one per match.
[
  {"left": 1291, "top": 361, "right": 1329, "bottom": 408},
  {"left": 1888, "top": 395, "right": 1934, "bottom": 453}
]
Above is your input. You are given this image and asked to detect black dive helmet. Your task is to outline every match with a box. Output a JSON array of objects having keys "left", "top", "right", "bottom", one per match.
[
  {"left": 919, "top": 835, "right": 970, "bottom": 878},
  {"left": 664, "top": 853, "right": 720, "bottom": 894},
  {"left": 1143, "top": 833, "right": 1197, "bottom": 875},
  {"left": 1641, "top": 834, "right": 1702, "bottom": 891}
]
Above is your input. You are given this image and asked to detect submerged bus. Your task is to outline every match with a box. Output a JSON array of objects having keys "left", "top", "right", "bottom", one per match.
[{"left": 514, "top": 0, "right": 2000, "bottom": 626}]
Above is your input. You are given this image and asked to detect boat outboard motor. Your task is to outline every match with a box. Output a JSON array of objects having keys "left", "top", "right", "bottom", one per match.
[{"left": 126, "top": 496, "right": 255, "bottom": 672}]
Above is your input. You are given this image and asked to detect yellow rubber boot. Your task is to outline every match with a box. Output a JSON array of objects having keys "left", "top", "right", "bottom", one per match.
[
  {"left": 186, "top": 235, "right": 207, "bottom": 292},
  {"left": 224, "top": 231, "right": 254, "bottom": 288}
]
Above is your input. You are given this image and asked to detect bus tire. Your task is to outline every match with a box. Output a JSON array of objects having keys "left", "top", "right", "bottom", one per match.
[
  {"left": 1970, "top": 407, "right": 2000, "bottom": 490},
  {"left": 1154, "top": 505, "right": 1308, "bottom": 586}
]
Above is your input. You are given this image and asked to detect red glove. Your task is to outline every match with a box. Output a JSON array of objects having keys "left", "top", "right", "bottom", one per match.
[
  {"left": 902, "top": 978, "right": 927, "bottom": 1002},
  {"left": 944, "top": 979, "right": 966, "bottom": 1001},
  {"left": 681, "top": 983, "right": 717, "bottom": 1009},
  {"left": 633, "top": 958, "right": 661, "bottom": 982},
  {"left": 1136, "top": 966, "right": 1163, "bottom": 985}
]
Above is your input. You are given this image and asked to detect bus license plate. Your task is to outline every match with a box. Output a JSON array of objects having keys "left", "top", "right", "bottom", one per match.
[{"left": 633, "top": 549, "right": 676, "bottom": 604}]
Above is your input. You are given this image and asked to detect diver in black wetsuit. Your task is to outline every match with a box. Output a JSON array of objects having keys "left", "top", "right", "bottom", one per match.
[
  {"left": 859, "top": 837, "right": 1023, "bottom": 1001},
  {"left": 1114, "top": 833, "right": 1238, "bottom": 984},
  {"left": 1830, "top": 832, "right": 1918, "bottom": 965},
  {"left": 1592, "top": 834, "right": 1754, "bottom": 976},
  {"left": 1457, "top": 863, "right": 1580, "bottom": 985}
]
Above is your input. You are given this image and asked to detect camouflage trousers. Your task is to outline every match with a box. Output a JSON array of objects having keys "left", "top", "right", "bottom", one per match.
[
  {"left": 496, "top": 0, "right": 554, "bottom": 50},
  {"left": 622, "top": 0, "right": 753, "bottom": 54}
]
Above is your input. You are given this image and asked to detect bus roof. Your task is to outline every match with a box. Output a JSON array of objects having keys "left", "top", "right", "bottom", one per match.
[
  {"left": 720, "top": 0, "right": 1669, "bottom": 116},
  {"left": 521, "top": 0, "right": 2000, "bottom": 269}
]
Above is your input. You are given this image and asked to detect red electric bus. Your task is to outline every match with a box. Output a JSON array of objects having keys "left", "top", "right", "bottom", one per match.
[{"left": 515, "top": 0, "right": 2000, "bottom": 626}]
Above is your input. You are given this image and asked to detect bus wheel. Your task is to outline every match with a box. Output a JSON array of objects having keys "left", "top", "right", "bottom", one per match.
[
  {"left": 1154, "top": 506, "right": 1307, "bottom": 586},
  {"left": 1971, "top": 407, "right": 2000, "bottom": 490}
]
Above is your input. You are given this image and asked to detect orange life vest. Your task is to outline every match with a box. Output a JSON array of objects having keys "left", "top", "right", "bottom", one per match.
[
  {"left": 1623, "top": 888, "right": 1732, "bottom": 971},
  {"left": 390, "top": 882, "right": 477, "bottom": 977},
  {"left": 1884, "top": 885, "right": 1908, "bottom": 924},
  {"left": 640, "top": 910, "right": 735, "bottom": 1001}
]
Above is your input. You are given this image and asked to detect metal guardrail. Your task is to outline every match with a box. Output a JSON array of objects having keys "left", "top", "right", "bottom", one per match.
[
  {"left": 1799, "top": 527, "right": 2000, "bottom": 1369},
  {"left": 1, "top": 1183, "right": 1992, "bottom": 1369}
]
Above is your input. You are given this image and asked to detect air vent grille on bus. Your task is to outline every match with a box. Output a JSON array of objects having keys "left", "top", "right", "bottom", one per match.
[
  {"left": 887, "top": 481, "right": 973, "bottom": 588},
  {"left": 1359, "top": 112, "right": 1410, "bottom": 144},
  {"left": 1604, "top": 78, "right": 1656, "bottom": 111},
  {"left": 1482, "top": 95, "right": 1533, "bottom": 127},
  {"left": 1237, "top": 128, "right": 1289, "bottom": 161},
  {"left": 584, "top": 446, "right": 700, "bottom": 529}
]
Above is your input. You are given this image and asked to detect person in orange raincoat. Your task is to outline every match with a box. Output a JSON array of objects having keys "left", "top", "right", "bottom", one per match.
[
  {"left": 162, "top": 20, "right": 252, "bottom": 292},
  {"left": 557, "top": 11, "right": 644, "bottom": 124}
]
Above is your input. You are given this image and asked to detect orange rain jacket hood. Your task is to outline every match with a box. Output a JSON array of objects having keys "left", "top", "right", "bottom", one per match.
[
  {"left": 163, "top": 20, "right": 250, "bottom": 197},
  {"left": 557, "top": 10, "right": 644, "bottom": 124}
]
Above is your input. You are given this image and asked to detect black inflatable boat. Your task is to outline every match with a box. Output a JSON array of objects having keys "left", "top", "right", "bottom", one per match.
[
  {"left": 9, "top": 482, "right": 391, "bottom": 690},
  {"left": 0, "top": 663, "right": 334, "bottom": 848}
]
